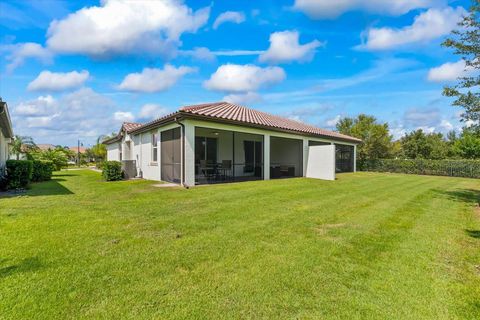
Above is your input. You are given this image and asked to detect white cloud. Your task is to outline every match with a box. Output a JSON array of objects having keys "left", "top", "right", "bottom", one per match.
[
  {"left": 390, "top": 124, "right": 408, "bottom": 140},
  {"left": 118, "top": 65, "right": 195, "bottom": 93},
  {"left": 213, "top": 11, "right": 245, "bottom": 29},
  {"left": 15, "top": 95, "right": 56, "bottom": 117},
  {"left": 46, "top": 0, "right": 210, "bottom": 57},
  {"left": 113, "top": 111, "right": 135, "bottom": 122},
  {"left": 27, "top": 70, "right": 89, "bottom": 91},
  {"left": 138, "top": 103, "right": 170, "bottom": 120},
  {"left": 181, "top": 48, "right": 264, "bottom": 60},
  {"left": 223, "top": 92, "right": 262, "bottom": 104},
  {"left": 359, "top": 7, "right": 465, "bottom": 50},
  {"left": 4, "top": 42, "right": 53, "bottom": 72},
  {"left": 211, "top": 50, "right": 264, "bottom": 56},
  {"left": 259, "top": 30, "right": 323, "bottom": 64},
  {"left": 439, "top": 119, "right": 453, "bottom": 131},
  {"left": 404, "top": 107, "right": 440, "bottom": 127},
  {"left": 11, "top": 88, "right": 123, "bottom": 145},
  {"left": 293, "top": 0, "right": 436, "bottom": 19},
  {"left": 181, "top": 47, "right": 216, "bottom": 62},
  {"left": 204, "top": 64, "right": 286, "bottom": 93},
  {"left": 427, "top": 60, "right": 474, "bottom": 82},
  {"left": 465, "top": 119, "right": 476, "bottom": 128},
  {"left": 325, "top": 115, "right": 341, "bottom": 128}
]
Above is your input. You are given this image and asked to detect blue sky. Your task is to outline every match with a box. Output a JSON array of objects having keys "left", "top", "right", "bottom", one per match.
[{"left": 0, "top": 0, "right": 472, "bottom": 146}]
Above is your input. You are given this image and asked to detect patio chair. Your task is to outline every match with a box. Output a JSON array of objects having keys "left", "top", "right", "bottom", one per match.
[
  {"left": 221, "top": 160, "right": 232, "bottom": 180},
  {"left": 200, "top": 160, "right": 215, "bottom": 179}
]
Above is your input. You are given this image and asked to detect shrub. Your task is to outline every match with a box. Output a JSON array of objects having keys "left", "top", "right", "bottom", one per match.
[
  {"left": 32, "top": 160, "right": 55, "bottom": 182},
  {"left": 6, "top": 160, "right": 33, "bottom": 189},
  {"left": 102, "top": 161, "right": 123, "bottom": 181},
  {"left": 37, "top": 149, "right": 68, "bottom": 171},
  {"left": 358, "top": 159, "right": 480, "bottom": 178},
  {"left": 0, "top": 174, "right": 7, "bottom": 191}
]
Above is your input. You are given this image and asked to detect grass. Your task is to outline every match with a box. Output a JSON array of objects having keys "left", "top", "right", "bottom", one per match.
[{"left": 1, "top": 170, "right": 479, "bottom": 319}]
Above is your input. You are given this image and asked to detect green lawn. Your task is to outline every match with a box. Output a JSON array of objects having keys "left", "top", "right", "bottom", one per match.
[{"left": 1, "top": 170, "right": 479, "bottom": 319}]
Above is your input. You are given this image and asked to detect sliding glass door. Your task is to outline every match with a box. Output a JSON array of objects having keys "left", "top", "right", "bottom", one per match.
[{"left": 195, "top": 136, "right": 217, "bottom": 173}]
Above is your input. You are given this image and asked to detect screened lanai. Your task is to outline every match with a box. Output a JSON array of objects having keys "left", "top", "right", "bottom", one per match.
[{"left": 194, "top": 127, "right": 264, "bottom": 185}]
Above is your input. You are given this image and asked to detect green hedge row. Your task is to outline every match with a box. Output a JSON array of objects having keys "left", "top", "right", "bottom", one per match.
[
  {"left": 102, "top": 161, "right": 123, "bottom": 181},
  {"left": 4, "top": 160, "right": 54, "bottom": 190},
  {"left": 32, "top": 160, "right": 55, "bottom": 182},
  {"left": 6, "top": 160, "right": 33, "bottom": 189},
  {"left": 358, "top": 159, "right": 480, "bottom": 178}
]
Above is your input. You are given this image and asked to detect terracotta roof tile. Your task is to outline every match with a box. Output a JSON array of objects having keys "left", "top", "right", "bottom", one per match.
[
  {"left": 122, "top": 122, "right": 143, "bottom": 133},
  {"left": 180, "top": 102, "right": 361, "bottom": 143},
  {"left": 124, "top": 102, "right": 360, "bottom": 143}
]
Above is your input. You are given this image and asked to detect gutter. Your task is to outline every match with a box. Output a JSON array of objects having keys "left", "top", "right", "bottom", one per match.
[{"left": 174, "top": 117, "right": 187, "bottom": 188}]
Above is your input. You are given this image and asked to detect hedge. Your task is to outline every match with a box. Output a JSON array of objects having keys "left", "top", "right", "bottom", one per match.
[
  {"left": 32, "top": 160, "right": 55, "bottom": 182},
  {"left": 6, "top": 160, "right": 33, "bottom": 189},
  {"left": 102, "top": 161, "right": 123, "bottom": 181},
  {"left": 358, "top": 159, "right": 480, "bottom": 179}
]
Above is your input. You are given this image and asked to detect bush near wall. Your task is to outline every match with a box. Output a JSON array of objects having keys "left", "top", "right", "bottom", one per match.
[
  {"left": 6, "top": 160, "right": 33, "bottom": 189},
  {"left": 102, "top": 161, "right": 123, "bottom": 181},
  {"left": 32, "top": 160, "right": 55, "bottom": 182},
  {"left": 358, "top": 159, "right": 480, "bottom": 179}
]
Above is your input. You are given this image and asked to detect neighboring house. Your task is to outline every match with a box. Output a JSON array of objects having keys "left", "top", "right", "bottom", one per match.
[
  {"left": 0, "top": 99, "right": 14, "bottom": 176},
  {"left": 69, "top": 146, "right": 87, "bottom": 154},
  {"left": 37, "top": 144, "right": 56, "bottom": 151},
  {"left": 104, "top": 102, "right": 361, "bottom": 186}
]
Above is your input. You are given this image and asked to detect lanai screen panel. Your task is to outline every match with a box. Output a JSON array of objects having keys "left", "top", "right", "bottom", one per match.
[
  {"left": 161, "top": 127, "right": 181, "bottom": 183},
  {"left": 335, "top": 144, "right": 354, "bottom": 172}
]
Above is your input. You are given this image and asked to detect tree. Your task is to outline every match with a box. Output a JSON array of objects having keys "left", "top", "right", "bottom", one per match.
[
  {"left": 453, "top": 130, "right": 480, "bottom": 158},
  {"left": 399, "top": 130, "right": 449, "bottom": 160},
  {"left": 89, "top": 135, "right": 108, "bottom": 164},
  {"left": 11, "top": 135, "right": 37, "bottom": 160},
  {"left": 33, "top": 149, "right": 68, "bottom": 171},
  {"left": 336, "top": 114, "right": 393, "bottom": 161},
  {"left": 442, "top": 1, "right": 480, "bottom": 130},
  {"left": 446, "top": 130, "right": 459, "bottom": 157}
]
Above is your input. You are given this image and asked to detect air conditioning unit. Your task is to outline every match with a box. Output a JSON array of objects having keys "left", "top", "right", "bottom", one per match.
[{"left": 121, "top": 160, "right": 136, "bottom": 179}]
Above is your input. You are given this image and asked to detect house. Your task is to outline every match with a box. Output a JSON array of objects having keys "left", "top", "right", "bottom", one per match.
[
  {"left": 37, "top": 144, "right": 56, "bottom": 151},
  {"left": 68, "top": 146, "right": 87, "bottom": 154},
  {"left": 0, "top": 99, "right": 14, "bottom": 177},
  {"left": 104, "top": 102, "right": 361, "bottom": 186}
]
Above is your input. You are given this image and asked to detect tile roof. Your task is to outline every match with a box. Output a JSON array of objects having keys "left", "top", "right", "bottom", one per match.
[
  {"left": 37, "top": 144, "right": 56, "bottom": 151},
  {"left": 122, "top": 122, "right": 143, "bottom": 132},
  {"left": 180, "top": 102, "right": 361, "bottom": 143},
  {"left": 69, "top": 146, "right": 87, "bottom": 153},
  {"left": 117, "top": 102, "right": 360, "bottom": 143}
]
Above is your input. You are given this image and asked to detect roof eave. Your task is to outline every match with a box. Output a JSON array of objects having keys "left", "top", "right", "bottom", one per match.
[
  {"left": 128, "top": 112, "right": 182, "bottom": 135},
  {"left": 0, "top": 102, "right": 14, "bottom": 139},
  {"left": 102, "top": 135, "right": 122, "bottom": 145}
]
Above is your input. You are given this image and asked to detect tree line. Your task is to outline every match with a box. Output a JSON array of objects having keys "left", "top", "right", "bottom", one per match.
[
  {"left": 336, "top": 114, "right": 480, "bottom": 161},
  {"left": 10, "top": 134, "right": 113, "bottom": 170}
]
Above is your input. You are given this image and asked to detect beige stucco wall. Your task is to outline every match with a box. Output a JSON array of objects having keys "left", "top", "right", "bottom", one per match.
[{"left": 106, "top": 142, "right": 120, "bottom": 161}]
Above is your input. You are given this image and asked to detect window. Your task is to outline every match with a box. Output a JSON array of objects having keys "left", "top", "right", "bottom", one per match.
[{"left": 152, "top": 133, "right": 159, "bottom": 162}]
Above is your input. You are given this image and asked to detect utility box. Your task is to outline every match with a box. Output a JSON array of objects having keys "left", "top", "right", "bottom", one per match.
[{"left": 121, "top": 160, "right": 137, "bottom": 179}]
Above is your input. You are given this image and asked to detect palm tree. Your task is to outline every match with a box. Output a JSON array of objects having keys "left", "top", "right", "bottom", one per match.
[{"left": 11, "top": 135, "right": 37, "bottom": 160}]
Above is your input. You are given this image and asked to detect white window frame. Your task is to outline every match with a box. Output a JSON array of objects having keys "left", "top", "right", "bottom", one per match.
[{"left": 152, "top": 133, "right": 159, "bottom": 163}]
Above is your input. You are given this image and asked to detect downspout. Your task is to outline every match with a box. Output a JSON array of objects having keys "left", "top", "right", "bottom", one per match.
[{"left": 174, "top": 117, "right": 187, "bottom": 188}]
